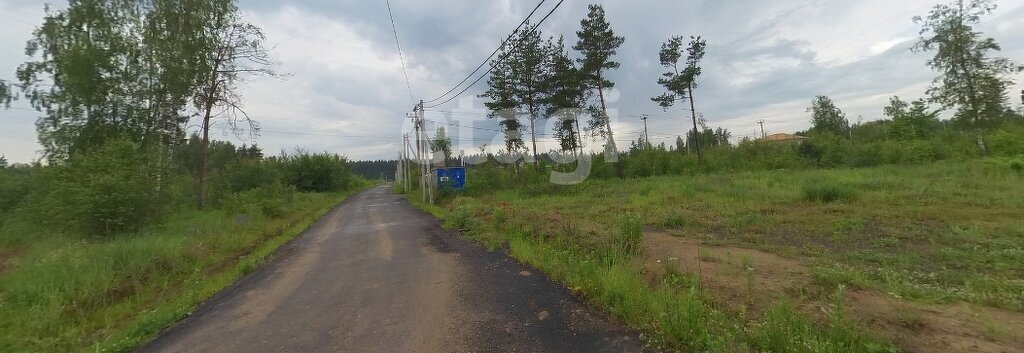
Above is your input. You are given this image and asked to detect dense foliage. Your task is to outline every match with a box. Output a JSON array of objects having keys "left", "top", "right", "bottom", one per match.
[{"left": 0, "top": 137, "right": 361, "bottom": 238}]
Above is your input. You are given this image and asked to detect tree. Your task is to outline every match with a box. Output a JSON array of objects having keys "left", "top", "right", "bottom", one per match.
[
  {"left": 0, "top": 79, "right": 13, "bottom": 108},
  {"left": 913, "top": 0, "right": 1022, "bottom": 128},
  {"left": 16, "top": 0, "right": 148, "bottom": 162},
  {"left": 13, "top": 0, "right": 230, "bottom": 163},
  {"left": 574, "top": 4, "right": 624, "bottom": 149},
  {"left": 542, "top": 36, "right": 586, "bottom": 158},
  {"left": 429, "top": 126, "right": 453, "bottom": 166},
  {"left": 807, "top": 95, "right": 850, "bottom": 136},
  {"left": 480, "top": 40, "right": 526, "bottom": 158},
  {"left": 652, "top": 35, "right": 707, "bottom": 160},
  {"left": 236, "top": 143, "right": 263, "bottom": 159},
  {"left": 685, "top": 117, "right": 731, "bottom": 149},
  {"left": 0, "top": 155, "right": 7, "bottom": 169},
  {"left": 194, "top": 10, "right": 279, "bottom": 208},
  {"left": 507, "top": 24, "right": 551, "bottom": 165},
  {"left": 883, "top": 96, "right": 940, "bottom": 140}
]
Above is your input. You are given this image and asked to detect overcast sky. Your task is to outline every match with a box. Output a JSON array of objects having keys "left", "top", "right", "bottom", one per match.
[{"left": 2, "top": 0, "right": 1023, "bottom": 163}]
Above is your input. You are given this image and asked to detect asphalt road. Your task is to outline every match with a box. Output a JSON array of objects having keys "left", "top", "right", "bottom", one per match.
[{"left": 135, "top": 185, "right": 641, "bottom": 353}]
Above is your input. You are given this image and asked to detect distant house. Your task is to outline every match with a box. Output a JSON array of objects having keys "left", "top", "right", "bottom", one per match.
[{"left": 762, "top": 133, "right": 807, "bottom": 142}]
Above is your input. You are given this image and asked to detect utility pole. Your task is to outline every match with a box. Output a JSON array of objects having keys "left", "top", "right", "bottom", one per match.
[
  {"left": 412, "top": 102, "right": 424, "bottom": 203},
  {"left": 757, "top": 119, "right": 766, "bottom": 140},
  {"left": 404, "top": 133, "right": 414, "bottom": 192},
  {"left": 641, "top": 114, "right": 650, "bottom": 148},
  {"left": 401, "top": 133, "right": 410, "bottom": 191},
  {"left": 412, "top": 100, "right": 433, "bottom": 204}
]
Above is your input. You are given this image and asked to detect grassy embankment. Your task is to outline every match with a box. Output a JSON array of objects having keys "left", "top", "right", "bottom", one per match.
[
  {"left": 0, "top": 187, "right": 369, "bottom": 353},
  {"left": 417, "top": 159, "right": 1024, "bottom": 352}
]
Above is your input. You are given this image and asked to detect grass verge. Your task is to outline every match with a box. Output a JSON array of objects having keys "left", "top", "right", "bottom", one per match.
[
  {"left": 409, "top": 159, "right": 1024, "bottom": 352},
  {"left": 0, "top": 187, "right": 369, "bottom": 353}
]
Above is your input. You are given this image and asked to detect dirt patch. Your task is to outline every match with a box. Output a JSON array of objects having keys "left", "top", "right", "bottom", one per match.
[
  {"left": 641, "top": 231, "right": 1024, "bottom": 353},
  {"left": 642, "top": 230, "right": 811, "bottom": 314},
  {"left": 0, "top": 247, "right": 23, "bottom": 274}
]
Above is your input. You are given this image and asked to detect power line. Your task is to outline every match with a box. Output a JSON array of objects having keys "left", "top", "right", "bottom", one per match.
[
  {"left": 386, "top": 0, "right": 415, "bottom": 104},
  {"left": 424, "top": 0, "right": 566, "bottom": 109},
  {"left": 251, "top": 129, "right": 399, "bottom": 139},
  {"left": 423, "top": 0, "right": 548, "bottom": 104}
]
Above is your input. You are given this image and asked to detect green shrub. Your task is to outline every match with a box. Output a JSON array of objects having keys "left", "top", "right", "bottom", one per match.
[
  {"left": 280, "top": 151, "right": 351, "bottom": 192},
  {"left": 803, "top": 181, "right": 858, "bottom": 203},
  {"left": 216, "top": 159, "right": 282, "bottom": 194},
  {"left": 31, "top": 138, "right": 163, "bottom": 235},
  {"left": 0, "top": 165, "right": 42, "bottom": 216},
  {"left": 220, "top": 183, "right": 296, "bottom": 217},
  {"left": 986, "top": 124, "right": 1024, "bottom": 156}
]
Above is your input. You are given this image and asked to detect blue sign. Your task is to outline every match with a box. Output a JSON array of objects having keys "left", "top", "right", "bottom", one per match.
[{"left": 434, "top": 167, "right": 466, "bottom": 190}]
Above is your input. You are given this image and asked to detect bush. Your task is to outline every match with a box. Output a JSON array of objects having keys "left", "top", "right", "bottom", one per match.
[
  {"left": 986, "top": 124, "right": 1024, "bottom": 156},
  {"left": 803, "top": 181, "right": 858, "bottom": 203},
  {"left": 216, "top": 159, "right": 282, "bottom": 194},
  {"left": 33, "top": 138, "right": 163, "bottom": 235},
  {"left": 0, "top": 165, "right": 42, "bottom": 216},
  {"left": 280, "top": 151, "right": 351, "bottom": 192},
  {"left": 220, "top": 182, "right": 296, "bottom": 217}
]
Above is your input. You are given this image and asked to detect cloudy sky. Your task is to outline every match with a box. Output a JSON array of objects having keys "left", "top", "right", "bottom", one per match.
[{"left": 2, "top": 0, "right": 1023, "bottom": 163}]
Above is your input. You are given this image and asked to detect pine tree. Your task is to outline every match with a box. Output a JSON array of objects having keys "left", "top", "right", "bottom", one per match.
[
  {"left": 574, "top": 4, "right": 624, "bottom": 151},
  {"left": 652, "top": 35, "right": 707, "bottom": 160},
  {"left": 429, "top": 126, "right": 453, "bottom": 166},
  {"left": 480, "top": 41, "right": 525, "bottom": 157},
  {"left": 542, "top": 36, "right": 586, "bottom": 158},
  {"left": 507, "top": 23, "right": 551, "bottom": 165}
]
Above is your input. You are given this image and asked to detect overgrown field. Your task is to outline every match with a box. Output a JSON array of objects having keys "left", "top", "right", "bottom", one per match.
[
  {"left": 420, "top": 158, "right": 1024, "bottom": 352},
  {"left": 0, "top": 189, "right": 366, "bottom": 353}
]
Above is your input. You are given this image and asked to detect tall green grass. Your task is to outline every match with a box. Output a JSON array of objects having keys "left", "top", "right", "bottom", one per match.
[
  {"left": 0, "top": 190, "right": 362, "bottom": 353},
  {"left": 419, "top": 159, "right": 1024, "bottom": 351}
]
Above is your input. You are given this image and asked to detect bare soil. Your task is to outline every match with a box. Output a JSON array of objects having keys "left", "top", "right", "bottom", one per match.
[
  {"left": 641, "top": 231, "right": 1024, "bottom": 353},
  {"left": 0, "top": 247, "right": 21, "bottom": 274}
]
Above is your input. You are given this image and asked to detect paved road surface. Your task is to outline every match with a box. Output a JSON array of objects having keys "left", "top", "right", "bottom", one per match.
[{"left": 135, "top": 185, "right": 641, "bottom": 353}]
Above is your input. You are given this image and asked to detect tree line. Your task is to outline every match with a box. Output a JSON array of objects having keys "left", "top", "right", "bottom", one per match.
[
  {"left": 0, "top": 0, "right": 283, "bottom": 208},
  {"left": 470, "top": 0, "right": 1023, "bottom": 173},
  {"left": 0, "top": 0, "right": 364, "bottom": 236}
]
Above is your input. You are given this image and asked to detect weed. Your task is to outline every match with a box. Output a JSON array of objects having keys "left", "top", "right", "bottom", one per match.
[
  {"left": 803, "top": 181, "right": 858, "bottom": 203},
  {"left": 615, "top": 213, "right": 643, "bottom": 258},
  {"left": 661, "top": 214, "right": 687, "bottom": 228}
]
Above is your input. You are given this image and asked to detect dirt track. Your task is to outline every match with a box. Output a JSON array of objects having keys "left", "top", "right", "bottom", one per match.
[{"left": 134, "top": 185, "right": 641, "bottom": 353}]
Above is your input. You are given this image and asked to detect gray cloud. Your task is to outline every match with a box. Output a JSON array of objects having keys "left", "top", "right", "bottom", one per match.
[{"left": 2, "top": 0, "right": 1023, "bottom": 162}]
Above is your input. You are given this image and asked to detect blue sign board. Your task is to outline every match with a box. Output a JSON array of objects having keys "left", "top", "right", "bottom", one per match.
[{"left": 434, "top": 167, "right": 466, "bottom": 190}]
